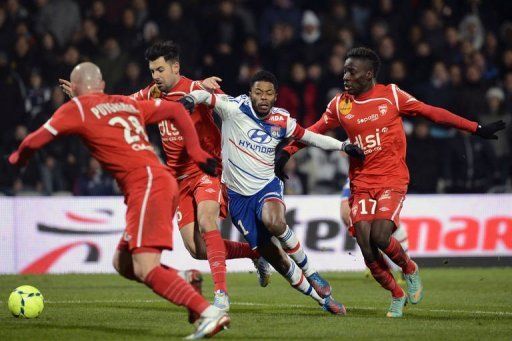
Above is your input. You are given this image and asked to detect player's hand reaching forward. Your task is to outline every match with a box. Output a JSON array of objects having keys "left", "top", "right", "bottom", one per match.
[
  {"left": 59, "top": 79, "right": 74, "bottom": 98},
  {"left": 474, "top": 120, "right": 506, "bottom": 139},
  {"left": 201, "top": 76, "right": 222, "bottom": 92}
]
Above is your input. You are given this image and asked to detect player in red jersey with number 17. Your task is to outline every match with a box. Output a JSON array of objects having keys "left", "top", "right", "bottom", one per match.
[
  {"left": 276, "top": 47, "right": 505, "bottom": 318},
  {"left": 9, "top": 62, "right": 229, "bottom": 339}
]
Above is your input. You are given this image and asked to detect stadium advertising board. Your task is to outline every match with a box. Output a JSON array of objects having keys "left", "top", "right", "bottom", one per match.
[{"left": 0, "top": 195, "right": 510, "bottom": 274}]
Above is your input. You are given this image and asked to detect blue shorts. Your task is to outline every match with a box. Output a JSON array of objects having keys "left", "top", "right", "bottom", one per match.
[
  {"left": 228, "top": 177, "right": 284, "bottom": 249},
  {"left": 341, "top": 177, "right": 351, "bottom": 200}
]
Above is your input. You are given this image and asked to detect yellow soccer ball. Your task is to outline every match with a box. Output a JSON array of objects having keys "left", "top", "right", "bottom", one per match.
[{"left": 8, "top": 285, "right": 44, "bottom": 318}]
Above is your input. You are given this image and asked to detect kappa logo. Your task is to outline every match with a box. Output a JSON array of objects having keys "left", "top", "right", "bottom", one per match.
[
  {"left": 205, "top": 188, "right": 216, "bottom": 194},
  {"left": 378, "top": 104, "right": 388, "bottom": 116}
]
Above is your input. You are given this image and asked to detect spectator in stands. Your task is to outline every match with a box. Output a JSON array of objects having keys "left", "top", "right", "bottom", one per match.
[
  {"left": 24, "top": 69, "right": 51, "bottom": 131},
  {"left": 277, "top": 62, "right": 318, "bottom": 127},
  {"left": 35, "top": 0, "right": 81, "bottom": 48},
  {"left": 283, "top": 156, "right": 305, "bottom": 195},
  {"left": 260, "top": 0, "right": 301, "bottom": 44},
  {"left": 160, "top": 1, "right": 200, "bottom": 73},
  {"left": 114, "top": 61, "right": 144, "bottom": 96},
  {"left": 40, "top": 155, "right": 65, "bottom": 195},
  {"left": 74, "top": 158, "right": 116, "bottom": 196},
  {"left": 481, "top": 87, "right": 512, "bottom": 187},
  {"left": 406, "top": 120, "right": 441, "bottom": 193},
  {"left": 0, "top": 52, "right": 25, "bottom": 143},
  {"left": 95, "top": 38, "right": 129, "bottom": 92},
  {"left": 298, "top": 10, "right": 326, "bottom": 66},
  {"left": 442, "top": 130, "right": 499, "bottom": 194}
]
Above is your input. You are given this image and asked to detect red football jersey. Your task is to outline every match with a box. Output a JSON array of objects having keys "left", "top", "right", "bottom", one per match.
[
  {"left": 133, "top": 76, "right": 222, "bottom": 179},
  {"left": 286, "top": 84, "right": 478, "bottom": 190},
  {"left": 43, "top": 93, "right": 168, "bottom": 186}
]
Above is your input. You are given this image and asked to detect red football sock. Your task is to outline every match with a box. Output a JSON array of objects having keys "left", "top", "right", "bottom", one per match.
[
  {"left": 203, "top": 230, "right": 227, "bottom": 292},
  {"left": 224, "top": 240, "right": 259, "bottom": 259},
  {"left": 382, "top": 237, "right": 416, "bottom": 275},
  {"left": 366, "top": 260, "right": 404, "bottom": 298},
  {"left": 144, "top": 265, "right": 209, "bottom": 315}
]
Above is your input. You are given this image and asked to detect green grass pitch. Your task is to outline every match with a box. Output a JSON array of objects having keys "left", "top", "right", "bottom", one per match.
[{"left": 0, "top": 268, "right": 511, "bottom": 340}]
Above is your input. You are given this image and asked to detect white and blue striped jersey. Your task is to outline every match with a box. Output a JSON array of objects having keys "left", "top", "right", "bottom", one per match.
[
  {"left": 187, "top": 90, "right": 347, "bottom": 195},
  {"left": 215, "top": 94, "right": 301, "bottom": 195}
]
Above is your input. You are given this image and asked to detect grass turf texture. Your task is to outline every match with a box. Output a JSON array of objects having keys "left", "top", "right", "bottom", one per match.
[{"left": 0, "top": 268, "right": 511, "bottom": 340}]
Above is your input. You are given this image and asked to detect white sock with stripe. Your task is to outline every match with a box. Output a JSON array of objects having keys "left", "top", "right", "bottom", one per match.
[
  {"left": 284, "top": 259, "right": 324, "bottom": 305},
  {"left": 277, "top": 226, "right": 316, "bottom": 277}
]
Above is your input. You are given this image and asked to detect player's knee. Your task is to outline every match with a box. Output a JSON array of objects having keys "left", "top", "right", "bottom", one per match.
[
  {"left": 197, "top": 214, "right": 217, "bottom": 232},
  {"left": 113, "top": 251, "right": 131, "bottom": 278},
  {"left": 264, "top": 217, "right": 286, "bottom": 235},
  {"left": 184, "top": 243, "right": 200, "bottom": 259},
  {"left": 370, "top": 230, "right": 390, "bottom": 249},
  {"left": 112, "top": 254, "right": 121, "bottom": 274},
  {"left": 132, "top": 262, "right": 154, "bottom": 282}
]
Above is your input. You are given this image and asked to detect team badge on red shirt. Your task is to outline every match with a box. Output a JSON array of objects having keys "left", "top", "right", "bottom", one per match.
[{"left": 378, "top": 104, "right": 388, "bottom": 116}]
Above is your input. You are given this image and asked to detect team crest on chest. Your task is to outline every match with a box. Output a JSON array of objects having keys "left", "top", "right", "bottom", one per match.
[
  {"left": 270, "top": 125, "right": 281, "bottom": 138},
  {"left": 378, "top": 104, "right": 388, "bottom": 116},
  {"left": 338, "top": 98, "right": 352, "bottom": 116}
]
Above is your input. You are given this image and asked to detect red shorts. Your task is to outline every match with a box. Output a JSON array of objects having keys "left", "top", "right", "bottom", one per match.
[
  {"left": 176, "top": 172, "right": 227, "bottom": 229},
  {"left": 348, "top": 188, "right": 406, "bottom": 236},
  {"left": 117, "top": 166, "right": 179, "bottom": 252}
]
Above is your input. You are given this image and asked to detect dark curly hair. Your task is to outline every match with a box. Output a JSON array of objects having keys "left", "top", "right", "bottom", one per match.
[
  {"left": 249, "top": 70, "right": 279, "bottom": 90},
  {"left": 346, "top": 47, "right": 381, "bottom": 78},
  {"left": 145, "top": 41, "right": 180, "bottom": 62}
]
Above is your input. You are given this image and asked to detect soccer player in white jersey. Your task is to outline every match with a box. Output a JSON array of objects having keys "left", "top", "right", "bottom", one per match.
[{"left": 179, "top": 71, "right": 365, "bottom": 315}]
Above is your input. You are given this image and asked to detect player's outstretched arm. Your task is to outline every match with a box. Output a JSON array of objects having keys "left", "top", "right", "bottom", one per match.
[
  {"left": 8, "top": 126, "right": 55, "bottom": 167},
  {"left": 275, "top": 114, "right": 342, "bottom": 181},
  {"left": 393, "top": 85, "right": 506, "bottom": 138},
  {"left": 140, "top": 99, "right": 218, "bottom": 176},
  {"left": 295, "top": 127, "right": 364, "bottom": 160},
  {"left": 179, "top": 90, "right": 240, "bottom": 120}
]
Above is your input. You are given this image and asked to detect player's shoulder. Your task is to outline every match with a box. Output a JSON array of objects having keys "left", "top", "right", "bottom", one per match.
[
  {"left": 174, "top": 76, "right": 196, "bottom": 93},
  {"left": 227, "top": 94, "right": 249, "bottom": 106},
  {"left": 325, "top": 92, "right": 344, "bottom": 113},
  {"left": 270, "top": 106, "right": 291, "bottom": 117},
  {"left": 132, "top": 83, "right": 154, "bottom": 100},
  {"left": 266, "top": 106, "right": 292, "bottom": 128}
]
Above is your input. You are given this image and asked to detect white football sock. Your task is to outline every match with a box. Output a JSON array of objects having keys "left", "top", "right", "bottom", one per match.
[
  {"left": 277, "top": 226, "right": 316, "bottom": 277},
  {"left": 283, "top": 259, "right": 324, "bottom": 305}
]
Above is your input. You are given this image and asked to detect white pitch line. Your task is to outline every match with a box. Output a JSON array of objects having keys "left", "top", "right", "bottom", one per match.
[{"left": 2, "top": 299, "right": 509, "bottom": 317}]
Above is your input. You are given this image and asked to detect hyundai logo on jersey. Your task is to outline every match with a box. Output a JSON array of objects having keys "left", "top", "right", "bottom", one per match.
[{"left": 247, "top": 128, "right": 272, "bottom": 144}]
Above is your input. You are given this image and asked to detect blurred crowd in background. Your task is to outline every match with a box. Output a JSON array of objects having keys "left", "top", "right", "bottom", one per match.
[{"left": 1, "top": 0, "right": 511, "bottom": 196}]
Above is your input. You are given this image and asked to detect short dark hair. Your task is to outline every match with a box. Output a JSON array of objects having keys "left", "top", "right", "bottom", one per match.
[
  {"left": 249, "top": 70, "right": 278, "bottom": 90},
  {"left": 145, "top": 41, "right": 180, "bottom": 62},
  {"left": 346, "top": 47, "right": 381, "bottom": 78}
]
